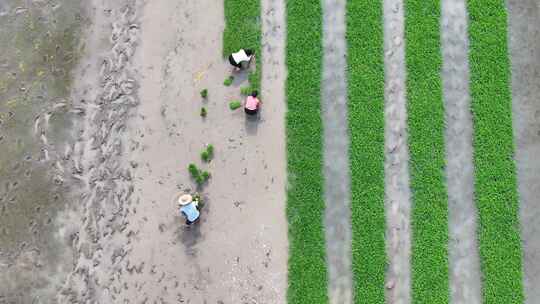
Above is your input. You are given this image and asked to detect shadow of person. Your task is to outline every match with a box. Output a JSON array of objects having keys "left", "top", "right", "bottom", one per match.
[
  {"left": 244, "top": 109, "right": 260, "bottom": 136},
  {"left": 175, "top": 196, "right": 209, "bottom": 258},
  {"left": 230, "top": 70, "right": 249, "bottom": 87}
]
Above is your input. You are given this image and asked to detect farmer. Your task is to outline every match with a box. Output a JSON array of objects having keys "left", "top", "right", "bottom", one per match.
[
  {"left": 178, "top": 194, "right": 200, "bottom": 225},
  {"left": 228, "top": 49, "right": 254, "bottom": 70},
  {"left": 244, "top": 90, "right": 261, "bottom": 116}
]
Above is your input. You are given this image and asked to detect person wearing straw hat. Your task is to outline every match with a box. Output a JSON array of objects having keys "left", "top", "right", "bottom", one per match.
[{"left": 178, "top": 194, "right": 200, "bottom": 225}]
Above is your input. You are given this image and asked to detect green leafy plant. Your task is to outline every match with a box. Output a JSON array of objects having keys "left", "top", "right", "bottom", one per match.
[
  {"left": 229, "top": 100, "right": 241, "bottom": 110},
  {"left": 223, "top": 75, "right": 234, "bottom": 86},
  {"left": 188, "top": 163, "right": 210, "bottom": 186},
  {"left": 188, "top": 163, "right": 199, "bottom": 179},
  {"left": 468, "top": 0, "right": 524, "bottom": 302},
  {"left": 206, "top": 144, "right": 214, "bottom": 158},
  {"left": 201, "top": 150, "right": 209, "bottom": 162},
  {"left": 200, "top": 107, "right": 207, "bottom": 117},
  {"left": 347, "top": 0, "right": 386, "bottom": 302},
  {"left": 200, "top": 88, "right": 208, "bottom": 98},
  {"left": 201, "top": 144, "right": 214, "bottom": 162}
]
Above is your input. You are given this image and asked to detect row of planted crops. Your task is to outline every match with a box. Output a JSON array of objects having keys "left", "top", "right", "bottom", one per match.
[{"left": 224, "top": 0, "right": 523, "bottom": 303}]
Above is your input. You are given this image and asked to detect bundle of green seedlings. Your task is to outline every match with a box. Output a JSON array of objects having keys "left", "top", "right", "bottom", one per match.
[
  {"left": 223, "top": 75, "right": 234, "bottom": 86},
  {"left": 201, "top": 144, "right": 214, "bottom": 162},
  {"left": 188, "top": 163, "right": 210, "bottom": 186},
  {"left": 229, "top": 100, "right": 241, "bottom": 110},
  {"left": 200, "top": 89, "right": 208, "bottom": 98}
]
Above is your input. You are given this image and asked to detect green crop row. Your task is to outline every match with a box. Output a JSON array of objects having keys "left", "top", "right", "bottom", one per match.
[
  {"left": 467, "top": 1, "right": 524, "bottom": 302},
  {"left": 404, "top": 1, "right": 449, "bottom": 303},
  {"left": 347, "top": 1, "right": 386, "bottom": 303},
  {"left": 286, "top": 1, "right": 328, "bottom": 303},
  {"left": 223, "top": 0, "right": 261, "bottom": 90}
]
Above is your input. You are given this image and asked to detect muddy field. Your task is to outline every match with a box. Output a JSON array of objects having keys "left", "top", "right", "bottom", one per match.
[
  {"left": 2, "top": 0, "right": 540, "bottom": 303},
  {"left": 1, "top": 0, "right": 287, "bottom": 303},
  {"left": 0, "top": 0, "right": 87, "bottom": 302}
]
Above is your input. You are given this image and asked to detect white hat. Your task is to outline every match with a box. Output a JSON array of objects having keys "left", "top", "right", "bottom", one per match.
[{"left": 178, "top": 194, "right": 193, "bottom": 206}]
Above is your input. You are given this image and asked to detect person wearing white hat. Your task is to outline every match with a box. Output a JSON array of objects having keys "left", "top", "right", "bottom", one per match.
[{"left": 178, "top": 194, "right": 200, "bottom": 225}]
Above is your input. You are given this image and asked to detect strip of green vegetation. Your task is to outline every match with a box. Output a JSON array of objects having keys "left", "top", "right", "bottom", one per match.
[
  {"left": 286, "top": 1, "right": 327, "bottom": 303},
  {"left": 223, "top": 0, "right": 261, "bottom": 90},
  {"left": 467, "top": 1, "right": 524, "bottom": 302},
  {"left": 404, "top": 1, "right": 449, "bottom": 303},
  {"left": 346, "top": 1, "right": 386, "bottom": 303}
]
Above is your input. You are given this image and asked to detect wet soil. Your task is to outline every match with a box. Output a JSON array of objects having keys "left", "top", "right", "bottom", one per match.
[
  {"left": 321, "top": 0, "right": 353, "bottom": 302},
  {"left": 31, "top": 0, "right": 288, "bottom": 302},
  {"left": 383, "top": 0, "right": 412, "bottom": 302},
  {"left": 440, "top": 0, "right": 482, "bottom": 303},
  {"left": 0, "top": 0, "right": 87, "bottom": 302},
  {"left": 508, "top": 1, "right": 540, "bottom": 303}
]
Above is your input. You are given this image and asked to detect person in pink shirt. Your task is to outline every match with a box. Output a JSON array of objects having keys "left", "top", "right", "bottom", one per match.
[{"left": 244, "top": 90, "right": 261, "bottom": 116}]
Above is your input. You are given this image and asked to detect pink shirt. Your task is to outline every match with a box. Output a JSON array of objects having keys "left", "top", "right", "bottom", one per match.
[{"left": 245, "top": 96, "right": 260, "bottom": 110}]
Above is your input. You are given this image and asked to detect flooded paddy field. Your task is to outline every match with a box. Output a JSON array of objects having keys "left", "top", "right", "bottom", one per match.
[{"left": 0, "top": 0, "right": 86, "bottom": 302}]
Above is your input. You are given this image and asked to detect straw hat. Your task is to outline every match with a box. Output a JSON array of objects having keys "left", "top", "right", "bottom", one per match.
[{"left": 178, "top": 194, "right": 193, "bottom": 206}]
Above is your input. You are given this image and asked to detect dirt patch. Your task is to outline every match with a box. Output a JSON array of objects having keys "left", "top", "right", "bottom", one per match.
[
  {"left": 383, "top": 0, "right": 412, "bottom": 302},
  {"left": 440, "top": 0, "right": 482, "bottom": 303},
  {"left": 321, "top": 0, "right": 353, "bottom": 302},
  {"left": 508, "top": 1, "right": 540, "bottom": 303}
]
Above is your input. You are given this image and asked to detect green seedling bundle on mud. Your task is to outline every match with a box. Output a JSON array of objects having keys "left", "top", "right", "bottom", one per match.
[
  {"left": 286, "top": 1, "right": 328, "bottom": 303},
  {"left": 200, "top": 89, "right": 208, "bottom": 98},
  {"left": 405, "top": 1, "right": 449, "bottom": 303},
  {"left": 347, "top": 0, "right": 386, "bottom": 302},
  {"left": 468, "top": 0, "right": 524, "bottom": 302},
  {"left": 223, "top": 75, "right": 234, "bottom": 86},
  {"left": 188, "top": 163, "right": 210, "bottom": 186},
  {"left": 200, "top": 107, "right": 207, "bottom": 117},
  {"left": 229, "top": 100, "right": 241, "bottom": 110},
  {"left": 201, "top": 144, "right": 214, "bottom": 162}
]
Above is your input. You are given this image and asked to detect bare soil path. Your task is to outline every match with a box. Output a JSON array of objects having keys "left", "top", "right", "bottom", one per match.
[
  {"left": 321, "top": 0, "right": 353, "bottom": 302},
  {"left": 508, "top": 1, "right": 540, "bottom": 303},
  {"left": 383, "top": 0, "right": 412, "bottom": 302},
  {"left": 440, "top": 1, "right": 482, "bottom": 303}
]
